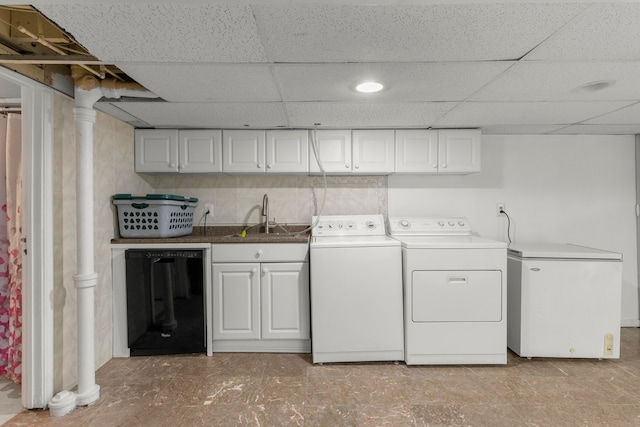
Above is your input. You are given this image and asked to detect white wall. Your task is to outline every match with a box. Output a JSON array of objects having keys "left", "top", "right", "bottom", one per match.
[{"left": 388, "top": 134, "right": 639, "bottom": 326}]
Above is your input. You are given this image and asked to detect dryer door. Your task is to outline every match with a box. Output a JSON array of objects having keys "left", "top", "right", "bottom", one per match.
[{"left": 412, "top": 270, "right": 502, "bottom": 322}]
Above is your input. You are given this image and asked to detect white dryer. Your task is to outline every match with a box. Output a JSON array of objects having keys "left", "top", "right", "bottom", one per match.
[
  {"left": 389, "top": 217, "right": 507, "bottom": 365},
  {"left": 310, "top": 215, "right": 404, "bottom": 364}
]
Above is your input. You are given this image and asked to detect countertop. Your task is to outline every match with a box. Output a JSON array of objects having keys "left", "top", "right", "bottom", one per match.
[{"left": 110, "top": 225, "right": 310, "bottom": 245}]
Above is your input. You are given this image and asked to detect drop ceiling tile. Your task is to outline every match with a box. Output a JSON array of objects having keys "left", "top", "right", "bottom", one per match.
[
  {"left": 254, "top": 3, "right": 587, "bottom": 62},
  {"left": 552, "top": 124, "right": 640, "bottom": 135},
  {"left": 286, "top": 102, "right": 456, "bottom": 128},
  {"left": 94, "top": 103, "right": 151, "bottom": 128},
  {"left": 526, "top": 3, "right": 640, "bottom": 61},
  {"left": 581, "top": 102, "right": 640, "bottom": 125},
  {"left": 480, "top": 125, "right": 568, "bottom": 135},
  {"left": 118, "top": 63, "right": 281, "bottom": 102},
  {"left": 115, "top": 102, "right": 289, "bottom": 128},
  {"left": 471, "top": 61, "right": 640, "bottom": 101},
  {"left": 36, "top": 4, "right": 267, "bottom": 62},
  {"left": 274, "top": 62, "right": 513, "bottom": 102},
  {"left": 434, "top": 101, "right": 635, "bottom": 127}
]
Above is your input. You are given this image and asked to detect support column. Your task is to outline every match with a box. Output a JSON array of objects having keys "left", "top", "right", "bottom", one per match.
[
  {"left": 73, "top": 106, "right": 100, "bottom": 406},
  {"left": 49, "top": 66, "right": 157, "bottom": 417}
]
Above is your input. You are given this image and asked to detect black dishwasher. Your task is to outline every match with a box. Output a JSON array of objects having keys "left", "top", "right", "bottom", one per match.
[{"left": 125, "top": 249, "right": 205, "bottom": 356}]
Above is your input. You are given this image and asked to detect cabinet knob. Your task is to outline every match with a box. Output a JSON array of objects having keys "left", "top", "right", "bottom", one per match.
[
  {"left": 169, "top": 163, "right": 176, "bottom": 169},
  {"left": 345, "top": 164, "right": 349, "bottom": 169},
  {"left": 257, "top": 163, "right": 263, "bottom": 169},
  {"left": 250, "top": 268, "right": 257, "bottom": 277},
  {"left": 431, "top": 164, "right": 437, "bottom": 168},
  {"left": 262, "top": 267, "right": 268, "bottom": 275},
  {"left": 178, "top": 164, "right": 185, "bottom": 171},
  {"left": 354, "top": 165, "right": 359, "bottom": 169},
  {"left": 441, "top": 164, "right": 447, "bottom": 168},
  {"left": 255, "top": 250, "right": 262, "bottom": 259},
  {"left": 267, "top": 164, "right": 273, "bottom": 169}
]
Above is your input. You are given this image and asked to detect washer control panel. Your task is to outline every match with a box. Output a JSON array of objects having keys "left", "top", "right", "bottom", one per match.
[
  {"left": 388, "top": 217, "right": 472, "bottom": 235},
  {"left": 311, "top": 214, "right": 386, "bottom": 237}
]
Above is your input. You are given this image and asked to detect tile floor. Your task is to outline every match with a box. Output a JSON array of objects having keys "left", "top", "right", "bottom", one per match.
[
  {"left": 0, "top": 377, "right": 21, "bottom": 425},
  {"left": 4, "top": 328, "right": 640, "bottom": 426}
]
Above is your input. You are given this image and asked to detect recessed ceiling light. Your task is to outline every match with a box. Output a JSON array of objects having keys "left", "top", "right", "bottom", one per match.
[
  {"left": 355, "top": 81, "right": 384, "bottom": 93},
  {"left": 572, "top": 80, "right": 616, "bottom": 93}
]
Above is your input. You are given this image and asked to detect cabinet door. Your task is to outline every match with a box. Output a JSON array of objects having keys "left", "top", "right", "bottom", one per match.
[
  {"left": 212, "top": 263, "right": 260, "bottom": 340},
  {"left": 134, "top": 129, "right": 178, "bottom": 173},
  {"left": 178, "top": 130, "right": 222, "bottom": 173},
  {"left": 437, "top": 129, "right": 481, "bottom": 174},
  {"left": 352, "top": 130, "right": 395, "bottom": 174},
  {"left": 309, "top": 130, "right": 352, "bottom": 174},
  {"left": 222, "top": 130, "right": 266, "bottom": 173},
  {"left": 395, "top": 129, "right": 439, "bottom": 173},
  {"left": 266, "top": 130, "right": 309, "bottom": 173},
  {"left": 261, "top": 262, "right": 310, "bottom": 340}
]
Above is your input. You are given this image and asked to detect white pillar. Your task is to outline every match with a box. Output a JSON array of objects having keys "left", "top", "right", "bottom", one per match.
[
  {"left": 49, "top": 67, "right": 157, "bottom": 416},
  {"left": 73, "top": 106, "right": 100, "bottom": 407}
]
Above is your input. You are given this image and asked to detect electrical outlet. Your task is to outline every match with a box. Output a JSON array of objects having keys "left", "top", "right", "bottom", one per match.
[
  {"left": 496, "top": 203, "right": 505, "bottom": 216},
  {"left": 205, "top": 203, "right": 214, "bottom": 218}
]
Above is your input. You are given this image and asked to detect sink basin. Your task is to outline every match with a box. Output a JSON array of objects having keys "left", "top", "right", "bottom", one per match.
[{"left": 230, "top": 232, "right": 298, "bottom": 239}]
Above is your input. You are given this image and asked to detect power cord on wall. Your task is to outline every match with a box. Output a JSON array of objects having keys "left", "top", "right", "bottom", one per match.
[
  {"left": 499, "top": 206, "right": 513, "bottom": 244},
  {"left": 197, "top": 209, "right": 211, "bottom": 236},
  {"left": 296, "top": 123, "right": 328, "bottom": 236}
]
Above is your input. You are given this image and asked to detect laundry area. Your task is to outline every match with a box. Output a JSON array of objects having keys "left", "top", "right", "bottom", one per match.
[{"left": 0, "top": 2, "right": 638, "bottom": 426}]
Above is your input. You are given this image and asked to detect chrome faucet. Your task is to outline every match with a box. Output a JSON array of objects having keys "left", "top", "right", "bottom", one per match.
[{"left": 262, "top": 193, "right": 270, "bottom": 234}]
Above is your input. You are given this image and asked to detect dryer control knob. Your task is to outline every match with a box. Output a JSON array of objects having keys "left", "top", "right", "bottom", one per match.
[
  {"left": 365, "top": 221, "right": 377, "bottom": 230},
  {"left": 398, "top": 220, "right": 410, "bottom": 228}
]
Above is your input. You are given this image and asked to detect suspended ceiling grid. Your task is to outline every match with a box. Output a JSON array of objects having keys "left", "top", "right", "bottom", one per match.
[{"left": 11, "top": 1, "right": 640, "bottom": 134}]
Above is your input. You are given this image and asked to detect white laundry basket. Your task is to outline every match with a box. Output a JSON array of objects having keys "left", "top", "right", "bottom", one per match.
[{"left": 112, "top": 194, "right": 198, "bottom": 238}]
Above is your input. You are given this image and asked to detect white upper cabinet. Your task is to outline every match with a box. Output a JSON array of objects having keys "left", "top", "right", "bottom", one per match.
[
  {"left": 222, "top": 130, "right": 266, "bottom": 173},
  {"left": 135, "top": 129, "right": 222, "bottom": 173},
  {"left": 223, "top": 130, "right": 309, "bottom": 173},
  {"left": 135, "top": 127, "right": 479, "bottom": 175},
  {"left": 266, "top": 130, "right": 309, "bottom": 173},
  {"left": 395, "top": 129, "right": 439, "bottom": 173},
  {"left": 437, "top": 129, "right": 481, "bottom": 174},
  {"left": 179, "top": 130, "right": 223, "bottom": 173},
  {"left": 135, "top": 129, "right": 178, "bottom": 173},
  {"left": 309, "top": 130, "right": 352, "bottom": 173},
  {"left": 395, "top": 129, "right": 481, "bottom": 174},
  {"left": 352, "top": 130, "right": 395, "bottom": 174},
  {"left": 310, "top": 129, "right": 394, "bottom": 174}
]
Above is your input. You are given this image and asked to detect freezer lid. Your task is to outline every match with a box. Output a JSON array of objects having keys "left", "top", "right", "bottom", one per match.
[{"left": 508, "top": 242, "right": 622, "bottom": 260}]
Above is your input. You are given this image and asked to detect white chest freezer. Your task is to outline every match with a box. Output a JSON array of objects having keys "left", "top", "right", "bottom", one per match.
[{"left": 507, "top": 242, "right": 622, "bottom": 359}]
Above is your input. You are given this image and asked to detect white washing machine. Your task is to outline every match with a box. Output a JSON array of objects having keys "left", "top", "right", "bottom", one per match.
[
  {"left": 388, "top": 217, "right": 507, "bottom": 365},
  {"left": 507, "top": 242, "right": 623, "bottom": 359},
  {"left": 310, "top": 214, "right": 404, "bottom": 364}
]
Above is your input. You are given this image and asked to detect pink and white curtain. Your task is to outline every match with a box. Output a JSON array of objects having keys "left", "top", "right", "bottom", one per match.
[{"left": 0, "top": 113, "right": 22, "bottom": 383}]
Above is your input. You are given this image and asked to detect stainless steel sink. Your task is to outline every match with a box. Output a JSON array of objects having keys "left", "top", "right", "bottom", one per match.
[{"left": 229, "top": 232, "right": 298, "bottom": 239}]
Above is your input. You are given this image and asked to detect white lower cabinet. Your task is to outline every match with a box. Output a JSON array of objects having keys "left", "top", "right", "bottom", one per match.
[
  {"left": 212, "top": 263, "right": 261, "bottom": 340},
  {"left": 212, "top": 243, "right": 310, "bottom": 352},
  {"left": 261, "top": 263, "right": 310, "bottom": 340}
]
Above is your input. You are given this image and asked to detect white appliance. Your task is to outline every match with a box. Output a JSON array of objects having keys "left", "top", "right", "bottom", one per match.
[
  {"left": 388, "top": 217, "right": 507, "bottom": 365},
  {"left": 310, "top": 214, "right": 404, "bottom": 364},
  {"left": 507, "top": 242, "right": 623, "bottom": 359}
]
